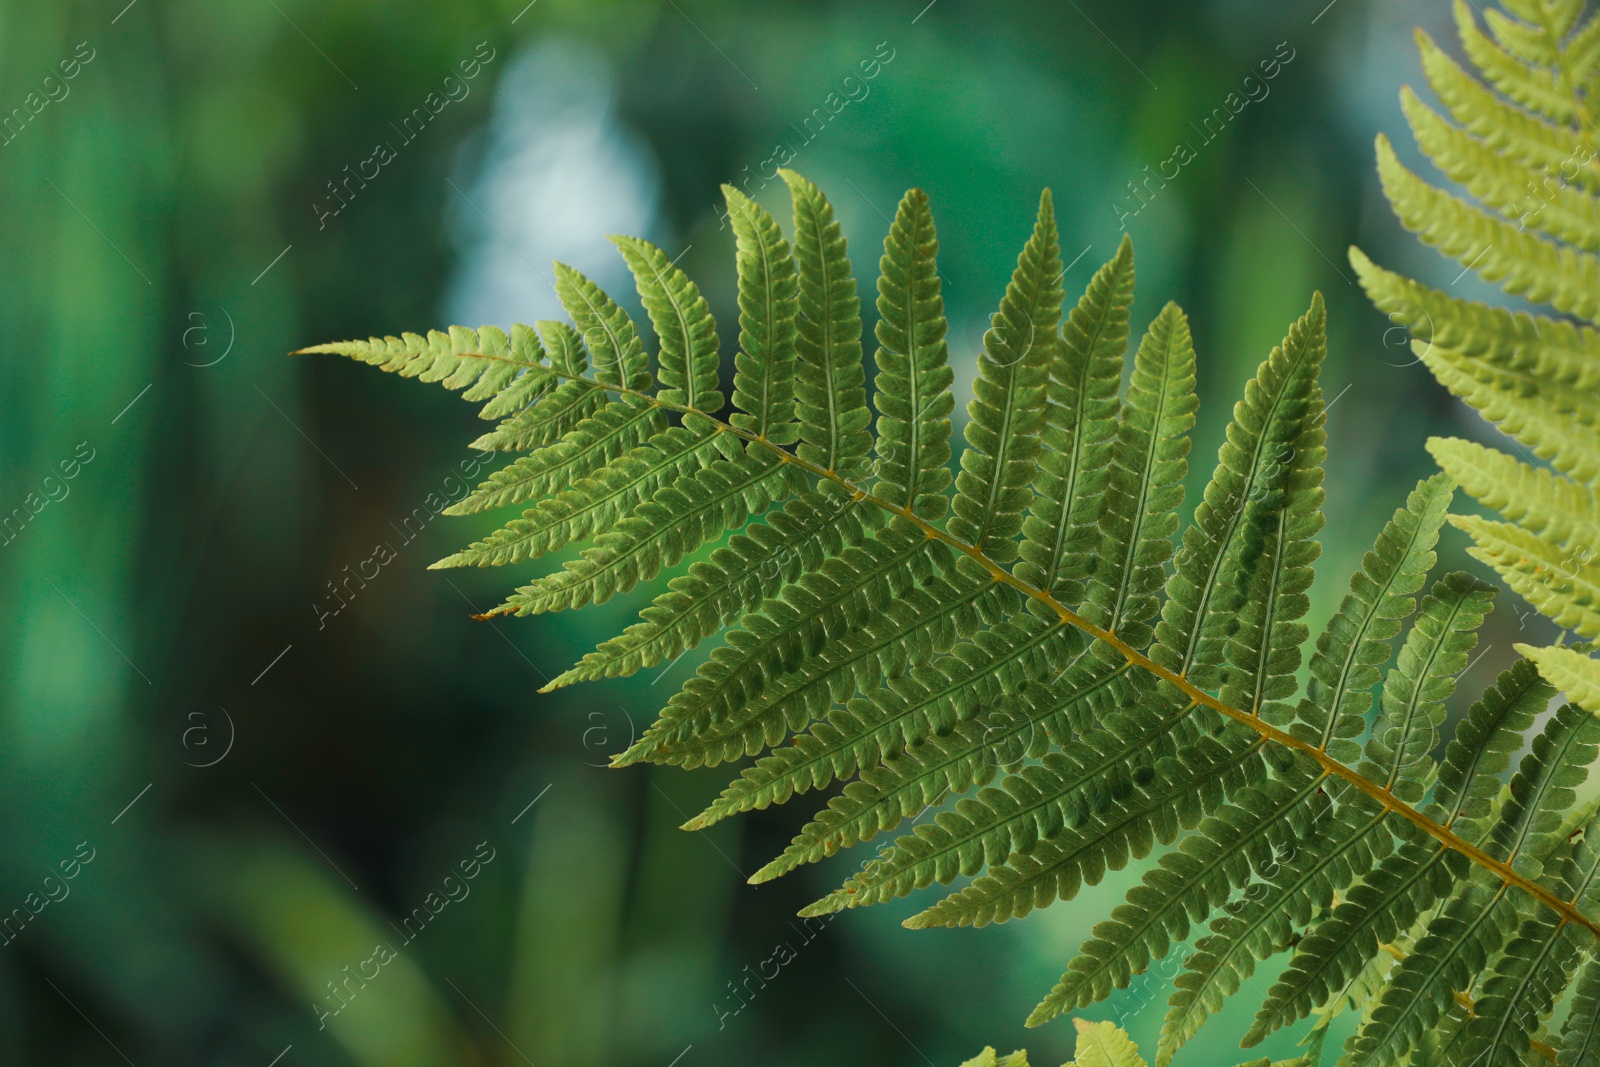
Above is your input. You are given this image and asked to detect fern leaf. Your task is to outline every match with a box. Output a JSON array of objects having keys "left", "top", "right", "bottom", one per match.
[
  {"left": 1247, "top": 838, "right": 1456, "bottom": 1049},
  {"left": 1464, "top": 818, "right": 1600, "bottom": 1067},
  {"left": 872, "top": 187, "right": 955, "bottom": 520},
  {"left": 1268, "top": 474, "right": 1453, "bottom": 762},
  {"left": 1340, "top": 880, "right": 1521, "bottom": 1067},
  {"left": 949, "top": 189, "right": 1063, "bottom": 563},
  {"left": 611, "top": 235, "right": 723, "bottom": 412},
  {"left": 1375, "top": 134, "right": 1600, "bottom": 322},
  {"left": 296, "top": 323, "right": 543, "bottom": 404},
  {"left": 1558, "top": 950, "right": 1600, "bottom": 1067},
  {"left": 448, "top": 398, "right": 665, "bottom": 515},
  {"left": 1429, "top": 437, "right": 1600, "bottom": 554},
  {"left": 1150, "top": 294, "right": 1326, "bottom": 688},
  {"left": 1430, "top": 657, "right": 1556, "bottom": 833},
  {"left": 1522, "top": 644, "right": 1600, "bottom": 718},
  {"left": 489, "top": 443, "right": 804, "bottom": 616},
  {"left": 616, "top": 522, "right": 941, "bottom": 768},
  {"left": 1419, "top": 342, "right": 1600, "bottom": 483},
  {"left": 780, "top": 169, "right": 871, "bottom": 479},
  {"left": 553, "top": 262, "right": 650, "bottom": 390},
  {"left": 545, "top": 489, "right": 868, "bottom": 689},
  {"left": 1453, "top": 515, "right": 1600, "bottom": 639},
  {"left": 1080, "top": 300, "right": 1201, "bottom": 653},
  {"left": 433, "top": 421, "right": 727, "bottom": 569},
  {"left": 724, "top": 186, "right": 800, "bottom": 444},
  {"left": 1016, "top": 236, "right": 1136, "bottom": 603}
]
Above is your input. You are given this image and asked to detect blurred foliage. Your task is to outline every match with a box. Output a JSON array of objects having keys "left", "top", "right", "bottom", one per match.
[{"left": 0, "top": 0, "right": 1535, "bottom": 1064}]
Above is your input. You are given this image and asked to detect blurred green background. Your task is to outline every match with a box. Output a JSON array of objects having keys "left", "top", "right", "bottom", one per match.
[{"left": 0, "top": 0, "right": 1542, "bottom": 1063}]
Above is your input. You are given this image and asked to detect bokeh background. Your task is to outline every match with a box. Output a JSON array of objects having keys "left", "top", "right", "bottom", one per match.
[{"left": 0, "top": 0, "right": 1546, "bottom": 1064}]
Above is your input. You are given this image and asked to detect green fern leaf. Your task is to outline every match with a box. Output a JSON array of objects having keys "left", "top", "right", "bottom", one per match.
[
  {"left": 431, "top": 420, "right": 727, "bottom": 570},
  {"left": 949, "top": 189, "right": 1063, "bottom": 563},
  {"left": 611, "top": 235, "right": 723, "bottom": 412},
  {"left": 781, "top": 169, "right": 871, "bottom": 479},
  {"left": 616, "top": 522, "right": 942, "bottom": 768},
  {"left": 724, "top": 185, "right": 800, "bottom": 444},
  {"left": 671, "top": 571, "right": 1006, "bottom": 784},
  {"left": 1429, "top": 437, "right": 1600, "bottom": 554},
  {"left": 1266, "top": 474, "right": 1453, "bottom": 762},
  {"left": 448, "top": 398, "right": 665, "bottom": 515},
  {"left": 872, "top": 187, "right": 955, "bottom": 520},
  {"left": 1150, "top": 294, "right": 1326, "bottom": 689},
  {"left": 1017, "top": 235, "right": 1136, "bottom": 603},
  {"left": 1081, "top": 300, "right": 1200, "bottom": 653},
  {"left": 1375, "top": 134, "right": 1600, "bottom": 322},
  {"left": 553, "top": 262, "right": 650, "bottom": 391}
]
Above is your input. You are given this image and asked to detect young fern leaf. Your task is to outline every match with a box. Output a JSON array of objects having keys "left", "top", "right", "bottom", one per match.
[
  {"left": 314, "top": 156, "right": 1600, "bottom": 1063},
  {"left": 1357, "top": 0, "right": 1600, "bottom": 772}
]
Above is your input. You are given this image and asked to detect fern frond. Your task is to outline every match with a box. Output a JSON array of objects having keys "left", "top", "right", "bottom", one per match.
[
  {"left": 1151, "top": 294, "right": 1326, "bottom": 689},
  {"left": 872, "top": 187, "right": 955, "bottom": 520},
  {"left": 448, "top": 398, "right": 665, "bottom": 515},
  {"left": 1268, "top": 474, "right": 1453, "bottom": 762},
  {"left": 670, "top": 571, "right": 1006, "bottom": 781},
  {"left": 949, "top": 189, "right": 1063, "bottom": 563},
  {"left": 1454, "top": 0, "right": 1576, "bottom": 123},
  {"left": 1419, "top": 342, "right": 1600, "bottom": 483},
  {"left": 1400, "top": 85, "right": 1600, "bottom": 251},
  {"left": 781, "top": 169, "right": 871, "bottom": 479},
  {"left": 756, "top": 660, "right": 1141, "bottom": 883},
  {"left": 1375, "top": 134, "right": 1600, "bottom": 322},
  {"left": 1415, "top": 29, "right": 1598, "bottom": 193},
  {"left": 619, "top": 522, "right": 941, "bottom": 768},
  {"left": 296, "top": 323, "right": 543, "bottom": 404},
  {"left": 320, "top": 159, "right": 1600, "bottom": 1063}
]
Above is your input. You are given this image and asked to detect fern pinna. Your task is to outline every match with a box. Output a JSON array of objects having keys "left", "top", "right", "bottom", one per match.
[{"left": 308, "top": 166, "right": 1594, "bottom": 1066}]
